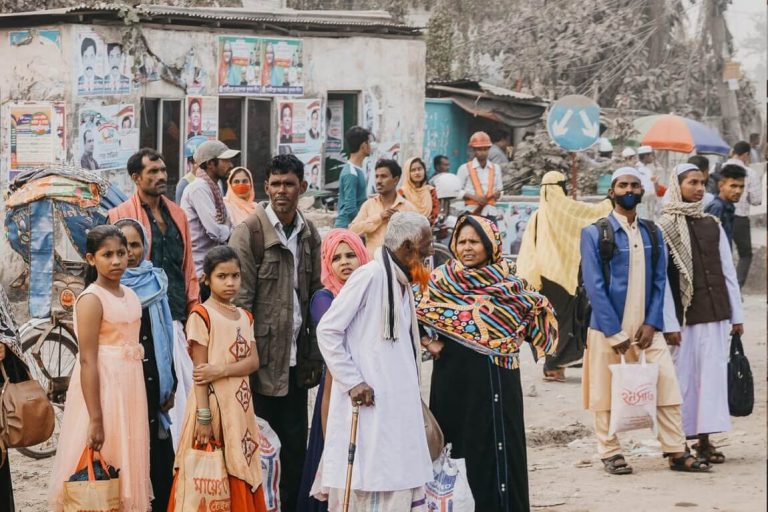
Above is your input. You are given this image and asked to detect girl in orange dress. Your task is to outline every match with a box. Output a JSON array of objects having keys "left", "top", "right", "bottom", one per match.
[
  {"left": 168, "top": 246, "right": 266, "bottom": 512},
  {"left": 48, "top": 225, "right": 152, "bottom": 511}
]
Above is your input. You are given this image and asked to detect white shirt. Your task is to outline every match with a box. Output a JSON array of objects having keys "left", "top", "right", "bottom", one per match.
[
  {"left": 264, "top": 203, "right": 304, "bottom": 367},
  {"left": 456, "top": 158, "right": 504, "bottom": 217},
  {"left": 316, "top": 261, "right": 433, "bottom": 491}
]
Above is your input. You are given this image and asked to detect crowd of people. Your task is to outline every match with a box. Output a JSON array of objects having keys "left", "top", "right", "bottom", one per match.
[{"left": 0, "top": 124, "right": 761, "bottom": 512}]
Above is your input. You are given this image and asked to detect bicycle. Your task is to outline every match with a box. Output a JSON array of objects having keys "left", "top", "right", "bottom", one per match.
[{"left": 17, "top": 261, "right": 84, "bottom": 459}]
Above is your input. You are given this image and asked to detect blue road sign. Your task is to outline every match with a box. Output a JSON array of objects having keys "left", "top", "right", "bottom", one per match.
[{"left": 546, "top": 95, "right": 601, "bottom": 151}]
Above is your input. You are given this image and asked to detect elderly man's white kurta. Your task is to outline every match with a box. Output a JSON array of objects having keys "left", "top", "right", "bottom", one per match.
[{"left": 315, "top": 260, "right": 433, "bottom": 492}]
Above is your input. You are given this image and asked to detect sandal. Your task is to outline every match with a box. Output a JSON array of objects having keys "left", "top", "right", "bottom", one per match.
[
  {"left": 601, "top": 454, "right": 633, "bottom": 475},
  {"left": 692, "top": 442, "right": 726, "bottom": 464},
  {"left": 543, "top": 368, "right": 566, "bottom": 382},
  {"left": 665, "top": 453, "right": 712, "bottom": 472}
]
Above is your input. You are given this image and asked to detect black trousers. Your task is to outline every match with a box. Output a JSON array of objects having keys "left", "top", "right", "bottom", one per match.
[
  {"left": 0, "top": 455, "right": 14, "bottom": 512},
  {"left": 733, "top": 215, "right": 752, "bottom": 288},
  {"left": 253, "top": 367, "right": 308, "bottom": 512},
  {"left": 149, "top": 425, "right": 175, "bottom": 512}
]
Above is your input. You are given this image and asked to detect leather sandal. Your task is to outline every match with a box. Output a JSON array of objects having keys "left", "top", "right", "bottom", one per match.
[
  {"left": 665, "top": 453, "right": 712, "bottom": 472},
  {"left": 691, "top": 442, "right": 725, "bottom": 464},
  {"left": 601, "top": 454, "right": 633, "bottom": 475}
]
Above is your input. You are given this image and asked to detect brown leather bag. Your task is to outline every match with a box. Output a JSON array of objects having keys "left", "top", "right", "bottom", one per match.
[
  {"left": 0, "top": 363, "right": 55, "bottom": 464},
  {"left": 422, "top": 400, "right": 444, "bottom": 462}
]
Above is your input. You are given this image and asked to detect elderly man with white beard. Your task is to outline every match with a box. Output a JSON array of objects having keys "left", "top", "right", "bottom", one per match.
[{"left": 312, "top": 212, "right": 435, "bottom": 511}]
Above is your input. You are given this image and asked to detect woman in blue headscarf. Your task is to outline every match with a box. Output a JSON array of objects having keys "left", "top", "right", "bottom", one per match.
[{"left": 116, "top": 218, "right": 177, "bottom": 512}]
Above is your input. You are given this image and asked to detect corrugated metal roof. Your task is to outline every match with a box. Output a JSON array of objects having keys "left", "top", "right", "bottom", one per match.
[
  {"left": 0, "top": 3, "right": 422, "bottom": 35},
  {"left": 427, "top": 79, "right": 548, "bottom": 105}
]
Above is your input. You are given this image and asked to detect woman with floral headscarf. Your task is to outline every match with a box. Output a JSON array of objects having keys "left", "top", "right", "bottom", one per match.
[
  {"left": 298, "top": 229, "right": 370, "bottom": 512},
  {"left": 415, "top": 214, "right": 558, "bottom": 511}
]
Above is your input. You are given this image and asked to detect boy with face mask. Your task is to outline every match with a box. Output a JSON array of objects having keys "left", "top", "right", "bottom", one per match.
[
  {"left": 579, "top": 167, "right": 711, "bottom": 476},
  {"left": 660, "top": 163, "right": 744, "bottom": 467}
]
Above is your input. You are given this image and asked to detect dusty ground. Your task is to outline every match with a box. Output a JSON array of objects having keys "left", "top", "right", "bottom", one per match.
[{"left": 9, "top": 295, "right": 766, "bottom": 511}]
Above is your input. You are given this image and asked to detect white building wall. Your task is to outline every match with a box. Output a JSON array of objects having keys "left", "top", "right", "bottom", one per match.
[{"left": 0, "top": 22, "right": 426, "bottom": 289}]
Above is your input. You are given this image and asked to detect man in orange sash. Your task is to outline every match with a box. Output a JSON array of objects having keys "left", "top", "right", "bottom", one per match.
[{"left": 456, "top": 131, "right": 504, "bottom": 221}]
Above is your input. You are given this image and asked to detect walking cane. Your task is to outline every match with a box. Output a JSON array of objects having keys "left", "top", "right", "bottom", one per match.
[{"left": 342, "top": 404, "right": 361, "bottom": 512}]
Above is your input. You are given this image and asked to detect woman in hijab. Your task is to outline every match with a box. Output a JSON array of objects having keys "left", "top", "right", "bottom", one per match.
[
  {"left": 116, "top": 219, "right": 177, "bottom": 511},
  {"left": 660, "top": 163, "right": 744, "bottom": 465},
  {"left": 416, "top": 214, "right": 558, "bottom": 512},
  {"left": 516, "top": 171, "right": 612, "bottom": 381},
  {"left": 224, "top": 166, "right": 257, "bottom": 226},
  {"left": 0, "top": 286, "right": 27, "bottom": 512},
  {"left": 298, "top": 229, "right": 370, "bottom": 512},
  {"left": 399, "top": 157, "right": 439, "bottom": 225}
]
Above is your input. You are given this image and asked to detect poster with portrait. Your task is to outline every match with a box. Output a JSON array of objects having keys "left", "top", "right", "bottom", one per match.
[
  {"left": 7, "top": 102, "right": 58, "bottom": 181},
  {"left": 218, "top": 35, "right": 304, "bottom": 96},
  {"left": 297, "top": 153, "right": 323, "bottom": 190},
  {"left": 325, "top": 100, "right": 344, "bottom": 153},
  {"left": 74, "top": 30, "right": 132, "bottom": 96},
  {"left": 185, "top": 96, "right": 219, "bottom": 162},
  {"left": 495, "top": 201, "right": 540, "bottom": 256},
  {"left": 77, "top": 104, "right": 139, "bottom": 171},
  {"left": 276, "top": 99, "right": 323, "bottom": 154}
]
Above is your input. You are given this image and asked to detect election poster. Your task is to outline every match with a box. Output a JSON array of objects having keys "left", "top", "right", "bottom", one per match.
[
  {"left": 8, "top": 102, "right": 58, "bottom": 181},
  {"left": 276, "top": 99, "right": 323, "bottom": 154},
  {"left": 77, "top": 104, "right": 139, "bottom": 171},
  {"left": 495, "top": 201, "right": 540, "bottom": 256},
  {"left": 297, "top": 153, "right": 323, "bottom": 190},
  {"left": 74, "top": 29, "right": 132, "bottom": 96},
  {"left": 325, "top": 100, "right": 344, "bottom": 153},
  {"left": 218, "top": 35, "right": 304, "bottom": 96},
  {"left": 185, "top": 96, "right": 219, "bottom": 161}
]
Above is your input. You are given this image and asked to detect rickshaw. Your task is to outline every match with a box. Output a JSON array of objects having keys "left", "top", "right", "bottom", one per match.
[{"left": 4, "top": 165, "right": 126, "bottom": 458}]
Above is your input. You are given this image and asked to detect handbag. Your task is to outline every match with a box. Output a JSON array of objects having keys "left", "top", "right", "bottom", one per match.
[
  {"left": 63, "top": 448, "right": 121, "bottom": 512},
  {"left": 0, "top": 363, "right": 55, "bottom": 465},
  {"left": 172, "top": 442, "right": 230, "bottom": 512},
  {"left": 728, "top": 333, "right": 753, "bottom": 417}
]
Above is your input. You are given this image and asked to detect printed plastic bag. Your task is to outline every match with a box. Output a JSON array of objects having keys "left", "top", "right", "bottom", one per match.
[
  {"left": 425, "top": 444, "right": 474, "bottom": 512},
  {"left": 608, "top": 351, "right": 659, "bottom": 435},
  {"left": 173, "top": 442, "right": 230, "bottom": 512},
  {"left": 63, "top": 448, "right": 121, "bottom": 512},
  {"left": 257, "top": 416, "right": 282, "bottom": 512}
]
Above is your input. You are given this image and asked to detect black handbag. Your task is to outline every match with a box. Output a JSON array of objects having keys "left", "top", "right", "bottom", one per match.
[{"left": 727, "top": 333, "right": 753, "bottom": 417}]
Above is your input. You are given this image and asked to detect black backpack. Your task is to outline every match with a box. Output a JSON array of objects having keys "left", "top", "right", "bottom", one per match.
[
  {"left": 728, "top": 333, "right": 754, "bottom": 417},
  {"left": 590, "top": 216, "right": 661, "bottom": 287}
]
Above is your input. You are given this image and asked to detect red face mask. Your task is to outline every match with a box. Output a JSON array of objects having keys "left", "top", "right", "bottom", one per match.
[{"left": 231, "top": 183, "right": 251, "bottom": 195}]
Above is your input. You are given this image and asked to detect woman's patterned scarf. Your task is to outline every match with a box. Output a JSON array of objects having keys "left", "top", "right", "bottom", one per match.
[
  {"left": 415, "top": 214, "right": 558, "bottom": 369},
  {"left": 659, "top": 174, "right": 718, "bottom": 319}
]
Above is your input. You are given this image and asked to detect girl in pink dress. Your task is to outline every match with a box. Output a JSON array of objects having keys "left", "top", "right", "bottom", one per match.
[{"left": 48, "top": 225, "right": 152, "bottom": 511}]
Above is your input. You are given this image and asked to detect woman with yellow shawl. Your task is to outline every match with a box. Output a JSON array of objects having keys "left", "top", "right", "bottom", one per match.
[
  {"left": 224, "top": 166, "right": 257, "bottom": 226},
  {"left": 516, "top": 171, "right": 612, "bottom": 381},
  {"left": 399, "top": 157, "right": 439, "bottom": 224}
]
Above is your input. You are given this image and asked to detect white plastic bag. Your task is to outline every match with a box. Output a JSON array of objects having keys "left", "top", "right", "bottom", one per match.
[
  {"left": 425, "top": 444, "right": 474, "bottom": 512},
  {"left": 257, "top": 416, "right": 282, "bottom": 512},
  {"left": 608, "top": 351, "right": 659, "bottom": 435}
]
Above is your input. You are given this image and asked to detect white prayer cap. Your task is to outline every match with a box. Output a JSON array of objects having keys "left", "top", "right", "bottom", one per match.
[
  {"left": 621, "top": 147, "right": 637, "bottom": 158},
  {"left": 611, "top": 166, "right": 643, "bottom": 183},
  {"left": 598, "top": 137, "right": 613, "bottom": 152},
  {"left": 674, "top": 163, "right": 700, "bottom": 176},
  {"left": 637, "top": 145, "right": 653, "bottom": 155}
]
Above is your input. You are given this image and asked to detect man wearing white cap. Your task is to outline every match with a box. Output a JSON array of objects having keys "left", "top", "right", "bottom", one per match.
[
  {"left": 620, "top": 146, "right": 637, "bottom": 166},
  {"left": 580, "top": 167, "right": 710, "bottom": 475},
  {"left": 635, "top": 145, "right": 660, "bottom": 218},
  {"left": 180, "top": 140, "right": 240, "bottom": 281},
  {"left": 660, "top": 163, "right": 744, "bottom": 466}
]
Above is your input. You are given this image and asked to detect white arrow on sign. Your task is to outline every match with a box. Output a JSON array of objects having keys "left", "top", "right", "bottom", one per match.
[
  {"left": 551, "top": 109, "right": 573, "bottom": 137},
  {"left": 579, "top": 110, "right": 599, "bottom": 138}
]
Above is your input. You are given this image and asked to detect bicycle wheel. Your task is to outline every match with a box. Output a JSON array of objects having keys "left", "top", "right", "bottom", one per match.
[{"left": 19, "top": 331, "right": 78, "bottom": 459}]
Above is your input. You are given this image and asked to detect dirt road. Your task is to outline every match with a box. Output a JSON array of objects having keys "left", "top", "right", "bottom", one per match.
[{"left": 9, "top": 296, "right": 766, "bottom": 511}]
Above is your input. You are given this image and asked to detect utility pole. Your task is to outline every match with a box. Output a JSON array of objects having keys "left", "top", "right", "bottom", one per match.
[{"left": 707, "top": 0, "right": 743, "bottom": 143}]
